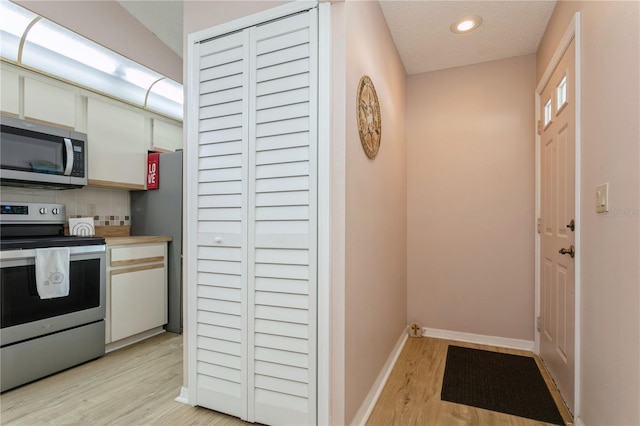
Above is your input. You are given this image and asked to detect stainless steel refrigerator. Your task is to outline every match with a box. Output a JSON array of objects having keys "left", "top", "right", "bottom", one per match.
[{"left": 130, "top": 150, "right": 182, "bottom": 333}]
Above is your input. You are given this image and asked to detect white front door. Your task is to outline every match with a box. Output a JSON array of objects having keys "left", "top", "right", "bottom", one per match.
[{"left": 539, "top": 38, "right": 576, "bottom": 413}]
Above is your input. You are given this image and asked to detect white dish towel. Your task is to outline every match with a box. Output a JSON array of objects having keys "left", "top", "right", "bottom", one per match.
[{"left": 35, "top": 247, "right": 70, "bottom": 299}]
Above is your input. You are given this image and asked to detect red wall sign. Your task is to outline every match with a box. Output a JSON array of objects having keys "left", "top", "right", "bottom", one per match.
[{"left": 147, "top": 152, "right": 160, "bottom": 190}]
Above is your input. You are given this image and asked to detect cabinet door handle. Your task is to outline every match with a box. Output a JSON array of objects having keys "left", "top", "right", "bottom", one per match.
[{"left": 110, "top": 263, "right": 165, "bottom": 275}]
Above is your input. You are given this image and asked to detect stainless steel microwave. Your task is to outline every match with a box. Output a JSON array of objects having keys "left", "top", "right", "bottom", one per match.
[{"left": 0, "top": 115, "right": 88, "bottom": 189}]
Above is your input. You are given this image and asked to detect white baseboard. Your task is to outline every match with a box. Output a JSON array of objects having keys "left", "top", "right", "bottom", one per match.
[
  {"left": 422, "top": 327, "right": 534, "bottom": 352},
  {"left": 175, "top": 386, "right": 191, "bottom": 405},
  {"left": 351, "top": 330, "right": 408, "bottom": 426},
  {"left": 575, "top": 416, "right": 585, "bottom": 426}
]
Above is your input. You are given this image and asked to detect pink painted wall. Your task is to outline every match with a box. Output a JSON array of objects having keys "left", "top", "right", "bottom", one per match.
[
  {"left": 343, "top": 1, "right": 407, "bottom": 423},
  {"left": 406, "top": 55, "right": 537, "bottom": 341},
  {"left": 14, "top": 0, "right": 182, "bottom": 82},
  {"left": 537, "top": 2, "right": 640, "bottom": 424}
]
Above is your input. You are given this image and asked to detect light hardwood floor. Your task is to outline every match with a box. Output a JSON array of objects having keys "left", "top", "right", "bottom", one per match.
[
  {"left": 0, "top": 332, "right": 246, "bottom": 425},
  {"left": 1, "top": 333, "right": 573, "bottom": 425},
  {"left": 367, "top": 337, "right": 574, "bottom": 426}
]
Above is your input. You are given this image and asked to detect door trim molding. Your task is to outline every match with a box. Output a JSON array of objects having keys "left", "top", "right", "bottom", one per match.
[
  {"left": 185, "top": 26, "right": 200, "bottom": 409},
  {"left": 317, "top": 3, "right": 332, "bottom": 425},
  {"left": 534, "top": 11, "right": 581, "bottom": 418}
]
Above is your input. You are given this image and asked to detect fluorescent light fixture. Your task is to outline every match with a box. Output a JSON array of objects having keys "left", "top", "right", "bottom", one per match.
[
  {"left": 149, "top": 78, "right": 183, "bottom": 104},
  {"left": 0, "top": 0, "right": 38, "bottom": 61},
  {"left": 124, "top": 66, "right": 162, "bottom": 89},
  {"left": 0, "top": 0, "right": 36, "bottom": 37},
  {"left": 26, "top": 20, "right": 118, "bottom": 74},
  {"left": 146, "top": 78, "right": 183, "bottom": 118},
  {"left": 450, "top": 16, "right": 483, "bottom": 34},
  {"left": 0, "top": 1, "right": 183, "bottom": 120}
]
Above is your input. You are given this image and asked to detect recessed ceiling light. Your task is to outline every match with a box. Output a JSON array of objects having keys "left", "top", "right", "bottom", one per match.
[{"left": 450, "top": 16, "right": 483, "bottom": 34}]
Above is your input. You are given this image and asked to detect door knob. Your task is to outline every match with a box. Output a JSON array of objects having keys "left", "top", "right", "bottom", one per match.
[{"left": 559, "top": 245, "right": 575, "bottom": 258}]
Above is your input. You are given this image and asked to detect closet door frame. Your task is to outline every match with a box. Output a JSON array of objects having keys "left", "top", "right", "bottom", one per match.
[{"left": 185, "top": 2, "right": 331, "bottom": 424}]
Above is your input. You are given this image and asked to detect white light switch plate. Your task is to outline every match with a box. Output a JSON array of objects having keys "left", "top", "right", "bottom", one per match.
[{"left": 596, "top": 182, "right": 609, "bottom": 213}]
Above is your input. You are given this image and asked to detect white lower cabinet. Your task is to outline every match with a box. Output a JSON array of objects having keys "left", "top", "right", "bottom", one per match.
[{"left": 106, "top": 241, "right": 168, "bottom": 346}]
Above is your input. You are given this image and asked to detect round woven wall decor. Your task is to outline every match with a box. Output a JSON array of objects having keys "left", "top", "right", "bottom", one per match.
[{"left": 356, "top": 75, "right": 381, "bottom": 159}]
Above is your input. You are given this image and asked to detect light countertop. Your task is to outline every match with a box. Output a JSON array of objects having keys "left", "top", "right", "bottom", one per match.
[{"left": 105, "top": 236, "right": 172, "bottom": 245}]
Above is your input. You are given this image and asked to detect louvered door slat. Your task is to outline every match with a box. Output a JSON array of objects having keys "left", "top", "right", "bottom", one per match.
[
  {"left": 254, "top": 346, "right": 309, "bottom": 368},
  {"left": 256, "top": 58, "right": 311, "bottom": 82},
  {"left": 257, "top": 88, "right": 310, "bottom": 110},
  {"left": 255, "top": 277, "right": 310, "bottom": 295},
  {"left": 256, "top": 44, "right": 309, "bottom": 69}
]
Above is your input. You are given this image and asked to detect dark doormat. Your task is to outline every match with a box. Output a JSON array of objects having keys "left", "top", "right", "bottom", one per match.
[{"left": 441, "top": 345, "right": 565, "bottom": 425}]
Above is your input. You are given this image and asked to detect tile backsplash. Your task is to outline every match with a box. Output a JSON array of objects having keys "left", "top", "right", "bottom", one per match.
[
  {"left": 1, "top": 186, "right": 131, "bottom": 226},
  {"left": 84, "top": 215, "right": 130, "bottom": 226}
]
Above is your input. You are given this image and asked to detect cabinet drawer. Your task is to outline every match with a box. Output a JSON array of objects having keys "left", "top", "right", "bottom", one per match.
[{"left": 110, "top": 244, "right": 165, "bottom": 267}]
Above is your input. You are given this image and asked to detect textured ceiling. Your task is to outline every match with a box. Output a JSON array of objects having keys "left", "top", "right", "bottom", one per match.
[
  {"left": 118, "top": 1, "right": 556, "bottom": 74},
  {"left": 379, "top": 0, "right": 556, "bottom": 74}
]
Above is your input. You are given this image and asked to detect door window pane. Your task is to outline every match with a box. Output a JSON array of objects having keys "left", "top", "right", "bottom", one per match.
[
  {"left": 544, "top": 98, "right": 552, "bottom": 127},
  {"left": 556, "top": 75, "right": 567, "bottom": 111}
]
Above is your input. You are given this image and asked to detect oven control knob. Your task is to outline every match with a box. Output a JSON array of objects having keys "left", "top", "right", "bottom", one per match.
[
  {"left": 52, "top": 208, "right": 60, "bottom": 215},
  {"left": 39, "top": 207, "right": 48, "bottom": 214}
]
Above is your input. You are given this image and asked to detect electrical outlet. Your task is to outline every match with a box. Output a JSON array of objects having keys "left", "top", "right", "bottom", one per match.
[
  {"left": 87, "top": 203, "right": 96, "bottom": 216},
  {"left": 408, "top": 322, "right": 422, "bottom": 338}
]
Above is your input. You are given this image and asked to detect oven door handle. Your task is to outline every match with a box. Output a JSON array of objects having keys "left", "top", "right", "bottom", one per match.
[
  {"left": 0, "top": 245, "right": 105, "bottom": 261},
  {"left": 63, "top": 138, "right": 74, "bottom": 176}
]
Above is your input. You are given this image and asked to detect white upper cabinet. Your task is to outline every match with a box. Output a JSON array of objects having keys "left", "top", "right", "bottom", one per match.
[
  {"left": 1, "top": 62, "right": 183, "bottom": 190},
  {"left": 1, "top": 68, "right": 19, "bottom": 116},
  {"left": 24, "top": 78, "right": 76, "bottom": 129},
  {"left": 87, "top": 97, "right": 147, "bottom": 189},
  {"left": 152, "top": 119, "right": 182, "bottom": 152}
]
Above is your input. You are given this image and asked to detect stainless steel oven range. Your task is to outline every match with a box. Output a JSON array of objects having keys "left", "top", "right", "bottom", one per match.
[{"left": 0, "top": 202, "right": 106, "bottom": 392}]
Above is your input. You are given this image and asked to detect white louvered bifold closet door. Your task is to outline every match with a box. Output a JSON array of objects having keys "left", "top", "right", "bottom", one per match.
[
  {"left": 194, "top": 8, "right": 317, "bottom": 426},
  {"left": 195, "top": 28, "right": 250, "bottom": 419}
]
